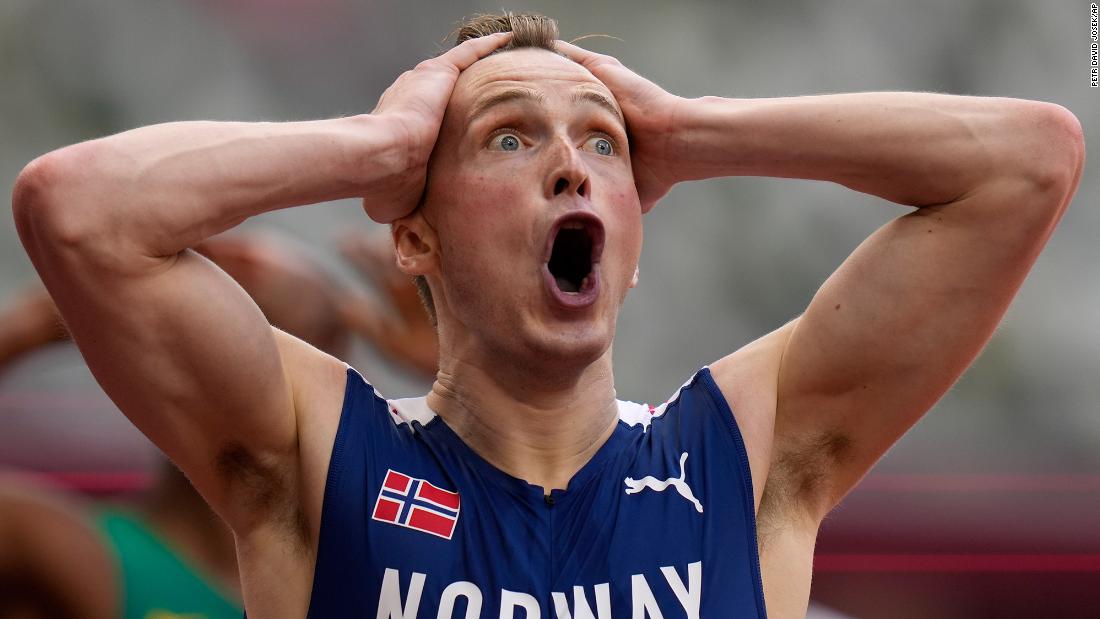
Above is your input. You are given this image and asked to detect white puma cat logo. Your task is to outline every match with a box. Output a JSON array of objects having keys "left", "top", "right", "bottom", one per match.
[{"left": 624, "top": 452, "right": 703, "bottom": 513}]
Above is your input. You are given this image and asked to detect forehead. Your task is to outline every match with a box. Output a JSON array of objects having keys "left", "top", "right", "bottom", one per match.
[{"left": 452, "top": 48, "right": 615, "bottom": 110}]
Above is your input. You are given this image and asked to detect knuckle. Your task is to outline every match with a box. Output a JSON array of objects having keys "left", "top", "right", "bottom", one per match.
[{"left": 599, "top": 54, "right": 623, "bottom": 67}]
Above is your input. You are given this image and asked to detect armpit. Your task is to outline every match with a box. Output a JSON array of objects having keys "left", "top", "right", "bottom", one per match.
[
  {"left": 214, "top": 441, "right": 307, "bottom": 542},
  {"left": 757, "top": 428, "right": 853, "bottom": 539}
]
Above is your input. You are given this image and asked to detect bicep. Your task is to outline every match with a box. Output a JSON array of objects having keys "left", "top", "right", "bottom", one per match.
[
  {"left": 36, "top": 247, "right": 298, "bottom": 529},
  {"left": 777, "top": 176, "right": 1068, "bottom": 518}
]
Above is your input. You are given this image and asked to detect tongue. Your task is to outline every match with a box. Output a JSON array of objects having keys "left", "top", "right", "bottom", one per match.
[{"left": 555, "top": 275, "right": 579, "bottom": 293}]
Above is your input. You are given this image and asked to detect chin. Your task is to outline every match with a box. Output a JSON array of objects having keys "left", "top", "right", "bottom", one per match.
[
  {"left": 444, "top": 261, "right": 626, "bottom": 373},
  {"left": 518, "top": 312, "right": 616, "bottom": 370}
]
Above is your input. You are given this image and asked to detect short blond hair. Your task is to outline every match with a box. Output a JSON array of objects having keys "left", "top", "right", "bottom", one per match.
[{"left": 454, "top": 12, "right": 559, "bottom": 49}]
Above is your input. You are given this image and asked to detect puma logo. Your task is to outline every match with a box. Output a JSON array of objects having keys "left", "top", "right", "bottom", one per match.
[{"left": 624, "top": 452, "right": 703, "bottom": 513}]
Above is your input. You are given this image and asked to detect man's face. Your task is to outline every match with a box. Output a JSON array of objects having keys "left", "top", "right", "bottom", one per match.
[{"left": 415, "top": 47, "right": 643, "bottom": 366}]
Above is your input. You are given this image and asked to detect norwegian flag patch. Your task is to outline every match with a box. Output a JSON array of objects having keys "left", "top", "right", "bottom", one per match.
[{"left": 371, "top": 469, "right": 461, "bottom": 540}]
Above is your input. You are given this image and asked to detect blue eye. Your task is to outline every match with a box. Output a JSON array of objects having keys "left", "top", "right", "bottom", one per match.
[
  {"left": 490, "top": 133, "right": 522, "bottom": 152},
  {"left": 585, "top": 136, "right": 614, "bottom": 156}
]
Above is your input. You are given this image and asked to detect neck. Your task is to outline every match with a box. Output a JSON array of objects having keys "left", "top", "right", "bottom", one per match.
[{"left": 427, "top": 345, "right": 620, "bottom": 494}]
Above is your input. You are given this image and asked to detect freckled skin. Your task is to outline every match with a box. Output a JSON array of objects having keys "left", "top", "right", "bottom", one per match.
[{"left": 412, "top": 49, "right": 644, "bottom": 371}]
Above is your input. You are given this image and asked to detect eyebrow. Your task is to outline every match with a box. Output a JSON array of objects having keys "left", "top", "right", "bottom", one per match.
[
  {"left": 467, "top": 88, "right": 546, "bottom": 125},
  {"left": 571, "top": 90, "right": 625, "bottom": 128},
  {"left": 465, "top": 87, "right": 626, "bottom": 130}
]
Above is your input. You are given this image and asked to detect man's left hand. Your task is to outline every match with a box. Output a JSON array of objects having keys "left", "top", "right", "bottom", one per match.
[{"left": 556, "top": 40, "right": 686, "bottom": 213}]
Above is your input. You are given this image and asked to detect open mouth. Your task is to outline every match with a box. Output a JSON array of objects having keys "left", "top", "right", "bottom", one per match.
[
  {"left": 549, "top": 226, "right": 594, "bottom": 292},
  {"left": 543, "top": 212, "right": 605, "bottom": 307}
]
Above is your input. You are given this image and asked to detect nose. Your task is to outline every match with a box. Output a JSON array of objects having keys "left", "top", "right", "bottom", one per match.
[{"left": 544, "top": 137, "right": 589, "bottom": 200}]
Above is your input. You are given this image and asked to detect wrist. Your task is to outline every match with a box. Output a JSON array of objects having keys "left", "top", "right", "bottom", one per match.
[
  {"left": 663, "top": 96, "right": 730, "bottom": 176},
  {"left": 343, "top": 113, "right": 415, "bottom": 190},
  {"left": 672, "top": 95, "right": 756, "bottom": 180}
]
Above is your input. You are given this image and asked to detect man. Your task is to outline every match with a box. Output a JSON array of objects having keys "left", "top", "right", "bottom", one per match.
[
  {"left": 11, "top": 11, "right": 1084, "bottom": 618},
  {"left": 0, "top": 233, "right": 434, "bottom": 618}
]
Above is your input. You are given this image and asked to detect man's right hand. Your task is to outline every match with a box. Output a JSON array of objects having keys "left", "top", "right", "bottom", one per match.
[
  {"left": 9, "top": 30, "right": 497, "bottom": 614},
  {"left": 7, "top": 37, "right": 522, "bottom": 541},
  {"left": 365, "top": 32, "right": 512, "bottom": 223}
]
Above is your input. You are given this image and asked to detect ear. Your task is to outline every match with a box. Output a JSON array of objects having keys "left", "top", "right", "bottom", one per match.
[
  {"left": 629, "top": 266, "right": 639, "bottom": 288},
  {"left": 391, "top": 212, "right": 439, "bottom": 277}
]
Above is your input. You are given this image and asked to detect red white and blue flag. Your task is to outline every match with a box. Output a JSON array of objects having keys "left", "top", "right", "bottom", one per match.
[{"left": 371, "top": 469, "right": 461, "bottom": 540}]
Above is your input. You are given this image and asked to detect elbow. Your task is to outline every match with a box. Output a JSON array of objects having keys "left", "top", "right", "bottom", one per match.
[
  {"left": 12, "top": 154, "right": 57, "bottom": 236},
  {"left": 12, "top": 146, "right": 103, "bottom": 257},
  {"left": 1018, "top": 103, "right": 1085, "bottom": 202},
  {"left": 12, "top": 154, "right": 63, "bottom": 258}
]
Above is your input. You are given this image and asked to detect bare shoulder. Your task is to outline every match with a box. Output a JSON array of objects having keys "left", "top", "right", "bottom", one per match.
[{"left": 706, "top": 318, "right": 799, "bottom": 514}]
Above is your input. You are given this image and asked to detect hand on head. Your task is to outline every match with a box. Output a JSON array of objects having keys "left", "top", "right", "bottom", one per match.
[
  {"left": 365, "top": 32, "right": 513, "bottom": 223},
  {"left": 368, "top": 29, "right": 692, "bottom": 222},
  {"left": 554, "top": 40, "right": 686, "bottom": 213}
]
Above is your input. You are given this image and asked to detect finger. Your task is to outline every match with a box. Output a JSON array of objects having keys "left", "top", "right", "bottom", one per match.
[
  {"left": 435, "top": 31, "right": 513, "bottom": 72},
  {"left": 553, "top": 40, "right": 595, "bottom": 64},
  {"left": 554, "top": 40, "right": 617, "bottom": 69}
]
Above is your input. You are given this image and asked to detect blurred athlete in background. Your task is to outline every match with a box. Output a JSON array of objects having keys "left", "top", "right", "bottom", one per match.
[{"left": 0, "top": 233, "right": 434, "bottom": 618}]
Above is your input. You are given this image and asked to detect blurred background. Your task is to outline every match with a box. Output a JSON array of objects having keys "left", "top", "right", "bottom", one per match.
[{"left": 0, "top": 0, "right": 1095, "bottom": 617}]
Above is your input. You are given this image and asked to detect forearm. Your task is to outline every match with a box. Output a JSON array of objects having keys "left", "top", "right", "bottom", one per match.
[
  {"left": 675, "top": 92, "right": 1078, "bottom": 207},
  {"left": 14, "top": 114, "right": 400, "bottom": 258}
]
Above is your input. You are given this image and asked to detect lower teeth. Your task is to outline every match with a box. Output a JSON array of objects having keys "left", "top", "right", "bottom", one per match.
[{"left": 555, "top": 276, "right": 579, "bottom": 293}]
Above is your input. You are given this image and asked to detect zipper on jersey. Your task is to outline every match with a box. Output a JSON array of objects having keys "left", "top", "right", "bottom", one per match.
[{"left": 545, "top": 492, "right": 557, "bottom": 583}]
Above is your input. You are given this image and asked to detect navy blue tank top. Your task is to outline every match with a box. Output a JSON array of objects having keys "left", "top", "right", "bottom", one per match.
[{"left": 305, "top": 366, "right": 767, "bottom": 618}]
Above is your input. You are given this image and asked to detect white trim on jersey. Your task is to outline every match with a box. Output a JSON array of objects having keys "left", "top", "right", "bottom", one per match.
[
  {"left": 615, "top": 399, "right": 654, "bottom": 428},
  {"left": 377, "top": 365, "right": 706, "bottom": 434},
  {"left": 386, "top": 396, "right": 438, "bottom": 428},
  {"left": 388, "top": 397, "right": 656, "bottom": 430},
  {"left": 617, "top": 368, "right": 700, "bottom": 431}
]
